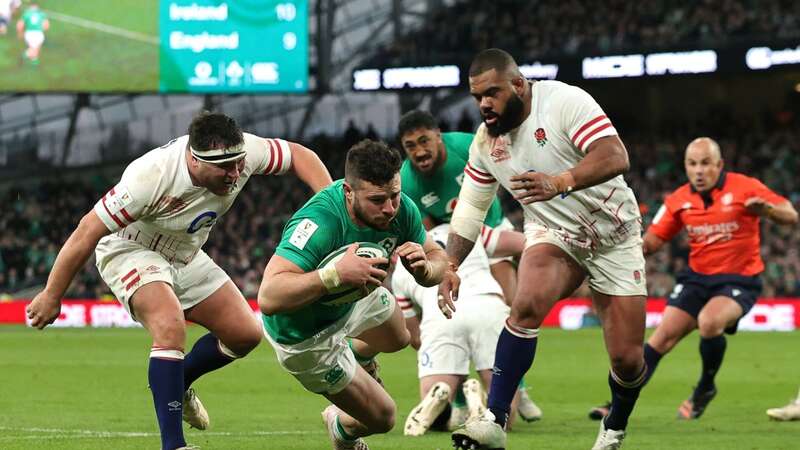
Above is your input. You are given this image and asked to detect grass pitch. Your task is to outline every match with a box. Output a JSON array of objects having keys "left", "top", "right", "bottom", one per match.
[
  {"left": 0, "top": 325, "right": 798, "bottom": 449},
  {"left": 0, "top": 0, "right": 158, "bottom": 92}
]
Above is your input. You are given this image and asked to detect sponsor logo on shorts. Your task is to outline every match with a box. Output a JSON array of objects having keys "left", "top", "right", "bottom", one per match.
[
  {"left": 420, "top": 351, "right": 432, "bottom": 368},
  {"left": 633, "top": 270, "right": 642, "bottom": 284},
  {"left": 323, "top": 364, "right": 345, "bottom": 386}
]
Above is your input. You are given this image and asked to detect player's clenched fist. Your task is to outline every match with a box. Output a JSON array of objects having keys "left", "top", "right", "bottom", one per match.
[{"left": 26, "top": 291, "right": 62, "bottom": 330}]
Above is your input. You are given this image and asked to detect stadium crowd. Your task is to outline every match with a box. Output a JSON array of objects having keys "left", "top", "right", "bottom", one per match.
[
  {"left": 373, "top": 0, "right": 800, "bottom": 65},
  {"left": 1, "top": 114, "right": 799, "bottom": 299}
]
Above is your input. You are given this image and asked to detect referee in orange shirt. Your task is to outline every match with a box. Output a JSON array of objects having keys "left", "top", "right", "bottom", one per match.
[{"left": 591, "top": 137, "right": 797, "bottom": 421}]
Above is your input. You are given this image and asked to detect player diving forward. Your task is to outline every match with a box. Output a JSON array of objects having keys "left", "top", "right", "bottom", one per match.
[
  {"left": 439, "top": 48, "right": 648, "bottom": 450},
  {"left": 26, "top": 112, "right": 333, "bottom": 450},
  {"left": 394, "top": 223, "right": 531, "bottom": 437},
  {"left": 258, "top": 140, "right": 455, "bottom": 450}
]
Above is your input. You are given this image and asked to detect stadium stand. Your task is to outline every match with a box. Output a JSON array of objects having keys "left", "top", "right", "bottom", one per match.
[
  {"left": 2, "top": 114, "right": 799, "bottom": 299},
  {"left": 371, "top": 0, "right": 800, "bottom": 65}
]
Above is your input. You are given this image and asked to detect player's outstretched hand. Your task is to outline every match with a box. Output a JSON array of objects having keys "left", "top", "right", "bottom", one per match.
[
  {"left": 26, "top": 291, "right": 62, "bottom": 330},
  {"left": 437, "top": 267, "right": 460, "bottom": 319},
  {"left": 744, "top": 197, "right": 772, "bottom": 216},
  {"left": 510, "top": 171, "right": 560, "bottom": 204},
  {"left": 335, "top": 243, "right": 389, "bottom": 291},
  {"left": 395, "top": 241, "right": 432, "bottom": 280}
]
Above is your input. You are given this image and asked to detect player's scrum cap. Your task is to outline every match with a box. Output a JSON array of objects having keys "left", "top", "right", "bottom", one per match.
[{"left": 190, "top": 142, "right": 246, "bottom": 164}]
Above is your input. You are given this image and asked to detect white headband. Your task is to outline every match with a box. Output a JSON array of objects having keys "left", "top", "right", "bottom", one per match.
[{"left": 190, "top": 142, "right": 246, "bottom": 163}]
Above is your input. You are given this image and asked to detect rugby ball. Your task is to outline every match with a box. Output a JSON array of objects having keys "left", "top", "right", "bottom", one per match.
[{"left": 316, "top": 242, "right": 389, "bottom": 306}]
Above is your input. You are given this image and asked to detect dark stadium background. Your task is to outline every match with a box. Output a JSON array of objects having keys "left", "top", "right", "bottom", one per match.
[{"left": 1, "top": 1, "right": 799, "bottom": 449}]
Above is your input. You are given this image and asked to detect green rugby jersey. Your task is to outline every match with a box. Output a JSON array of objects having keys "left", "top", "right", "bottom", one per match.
[
  {"left": 263, "top": 179, "right": 427, "bottom": 344},
  {"left": 22, "top": 8, "right": 47, "bottom": 32},
  {"left": 400, "top": 132, "right": 503, "bottom": 227}
]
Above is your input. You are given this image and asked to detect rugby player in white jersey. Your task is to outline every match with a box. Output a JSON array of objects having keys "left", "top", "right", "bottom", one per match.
[
  {"left": 26, "top": 112, "right": 333, "bottom": 450},
  {"left": 438, "top": 49, "right": 647, "bottom": 450},
  {"left": 395, "top": 224, "right": 532, "bottom": 437}
]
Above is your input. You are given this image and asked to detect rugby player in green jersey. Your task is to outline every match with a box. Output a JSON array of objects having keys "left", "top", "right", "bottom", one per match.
[
  {"left": 16, "top": 3, "right": 48, "bottom": 65},
  {"left": 398, "top": 110, "right": 542, "bottom": 424},
  {"left": 398, "top": 110, "right": 520, "bottom": 305},
  {"left": 258, "top": 139, "right": 458, "bottom": 450}
]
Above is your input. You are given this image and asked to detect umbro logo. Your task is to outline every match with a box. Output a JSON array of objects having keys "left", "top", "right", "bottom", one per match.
[
  {"left": 732, "top": 289, "right": 741, "bottom": 297},
  {"left": 168, "top": 401, "right": 182, "bottom": 411}
]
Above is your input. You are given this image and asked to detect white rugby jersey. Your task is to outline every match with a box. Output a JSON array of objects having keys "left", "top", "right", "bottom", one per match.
[
  {"left": 93, "top": 133, "right": 292, "bottom": 264},
  {"left": 391, "top": 224, "right": 503, "bottom": 323},
  {"left": 464, "top": 80, "right": 641, "bottom": 249}
]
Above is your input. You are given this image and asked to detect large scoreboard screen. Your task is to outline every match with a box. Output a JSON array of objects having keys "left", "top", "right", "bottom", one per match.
[{"left": 0, "top": 0, "right": 308, "bottom": 93}]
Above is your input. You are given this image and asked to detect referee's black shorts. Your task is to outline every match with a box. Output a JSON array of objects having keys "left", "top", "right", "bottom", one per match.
[{"left": 666, "top": 269, "right": 762, "bottom": 334}]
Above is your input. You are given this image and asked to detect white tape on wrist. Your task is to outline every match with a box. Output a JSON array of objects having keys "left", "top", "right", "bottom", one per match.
[{"left": 318, "top": 266, "right": 342, "bottom": 291}]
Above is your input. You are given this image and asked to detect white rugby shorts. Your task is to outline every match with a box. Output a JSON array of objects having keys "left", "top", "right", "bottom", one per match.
[
  {"left": 95, "top": 236, "right": 230, "bottom": 318},
  {"left": 418, "top": 293, "right": 509, "bottom": 378},
  {"left": 24, "top": 30, "right": 44, "bottom": 48},
  {"left": 263, "top": 287, "right": 396, "bottom": 394},
  {"left": 523, "top": 223, "right": 647, "bottom": 297}
]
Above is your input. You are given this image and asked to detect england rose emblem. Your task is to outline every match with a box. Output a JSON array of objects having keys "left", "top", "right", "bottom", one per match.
[{"left": 534, "top": 128, "right": 547, "bottom": 147}]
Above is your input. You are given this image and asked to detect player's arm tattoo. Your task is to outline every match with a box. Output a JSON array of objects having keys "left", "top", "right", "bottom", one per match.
[{"left": 445, "top": 233, "right": 476, "bottom": 267}]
